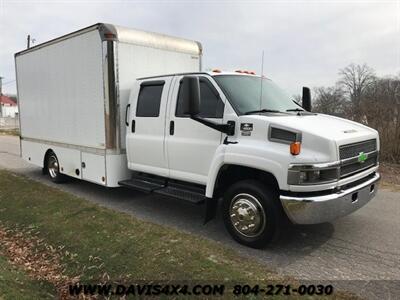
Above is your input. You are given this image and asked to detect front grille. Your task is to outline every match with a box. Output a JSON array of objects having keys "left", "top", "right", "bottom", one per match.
[
  {"left": 340, "top": 156, "right": 377, "bottom": 178},
  {"left": 339, "top": 139, "right": 378, "bottom": 178},
  {"left": 339, "top": 172, "right": 376, "bottom": 190},
  {"left": 339, "top": 139, "right": 377, "bottom": 159}
]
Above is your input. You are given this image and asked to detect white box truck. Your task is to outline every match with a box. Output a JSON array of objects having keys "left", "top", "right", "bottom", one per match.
[
  {"left": 15, "top": 23, "right": 201, "bottom": 187},
  {"left": 16, "top": 23, "right": 380, "bottom": 248}
]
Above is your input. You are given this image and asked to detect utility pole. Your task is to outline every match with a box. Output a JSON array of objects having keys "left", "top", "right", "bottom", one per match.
[{"left": 27, "top": 35, "right": 36, "bottom": 49}]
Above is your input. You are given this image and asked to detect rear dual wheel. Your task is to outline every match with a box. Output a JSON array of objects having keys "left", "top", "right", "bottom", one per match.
[
  {"left": 46, "top": 151, "right": 66, "bottom": 183},
  {"left": 222, "top": 180, "right": 282, "bottom": 248}
]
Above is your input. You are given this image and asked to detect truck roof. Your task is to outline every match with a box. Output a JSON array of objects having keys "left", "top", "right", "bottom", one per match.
[
  {"left": 137, "top": 71, "right": 268, "bottom": 80},
  {"left": 15, "top": 23, "right": 202, "bottom": 57}
]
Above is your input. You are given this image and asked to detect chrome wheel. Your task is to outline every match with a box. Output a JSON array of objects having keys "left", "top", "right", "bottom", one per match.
[
  {"left": 48, "top": 155, "right": 59, "bottom": 179},
  {"left": 230, "top": 193, "right": 266, "bottom": 238}
]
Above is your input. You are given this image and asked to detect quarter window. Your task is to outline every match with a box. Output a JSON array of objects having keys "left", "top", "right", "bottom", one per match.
[
  {"left": 176, "top": 78, "right": 224, "bottom": 118},
  {"left": 136, "top": 81, "right": 165, "bottom": 117}
]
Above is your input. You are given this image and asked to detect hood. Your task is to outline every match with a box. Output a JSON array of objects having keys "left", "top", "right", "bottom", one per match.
[{"left": 246, "top": 113, "right": 378, "bottom": 146}]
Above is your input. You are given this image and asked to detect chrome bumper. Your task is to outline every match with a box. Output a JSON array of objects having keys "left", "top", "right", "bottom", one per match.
[{"left": 280, "top": 173, "right": 380, "bottom": 224}]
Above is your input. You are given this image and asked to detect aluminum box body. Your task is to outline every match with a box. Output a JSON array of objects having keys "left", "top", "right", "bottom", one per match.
[{"left": 15, "top": 23, "right": 202, "bottom": 186}]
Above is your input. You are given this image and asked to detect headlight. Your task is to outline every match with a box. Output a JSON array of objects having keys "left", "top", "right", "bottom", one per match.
[{"left": 288, "top": 165, "right": 339, "bottom": 185}]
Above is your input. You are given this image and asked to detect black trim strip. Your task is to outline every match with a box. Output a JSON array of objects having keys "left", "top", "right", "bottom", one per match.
[{"left": 140, "top": 80, "right": 165, "bottom": 86}]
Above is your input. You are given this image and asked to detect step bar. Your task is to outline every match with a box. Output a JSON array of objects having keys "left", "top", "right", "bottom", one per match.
[{"left": 119, "top": 174, "right": 206, "bottom": 205}]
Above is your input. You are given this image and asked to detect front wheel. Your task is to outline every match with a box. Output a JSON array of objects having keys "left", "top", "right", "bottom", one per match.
[{"left": 222, "top": 180, "right": 282, "bottom": 248}]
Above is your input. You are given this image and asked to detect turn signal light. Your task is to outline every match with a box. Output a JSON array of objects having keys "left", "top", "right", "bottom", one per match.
[{"left": 290, "top": 142, "right": 301, "bottom": 155}]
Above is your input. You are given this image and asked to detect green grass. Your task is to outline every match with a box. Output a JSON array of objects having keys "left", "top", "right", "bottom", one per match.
[
  {"left": 0, "top": 129, "right": 19, "bottom": 136},
  {"left": 0, "top": 170, "right": 358, "bottom": 299},
  {"left": 0, "top": 255, "right": 55, "bottom": 299},
  {"left": 0, "top": 170, "right": 277, "bottom": 283}
]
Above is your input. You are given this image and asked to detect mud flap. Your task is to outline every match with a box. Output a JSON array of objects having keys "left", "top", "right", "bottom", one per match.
[{"left": 204, "top": 197, "right": 217, "bottom": 224}]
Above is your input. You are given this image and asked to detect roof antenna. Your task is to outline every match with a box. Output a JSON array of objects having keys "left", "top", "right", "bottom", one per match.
[{"left": 259, "top": 50, "right": 264, "bottom": 110}]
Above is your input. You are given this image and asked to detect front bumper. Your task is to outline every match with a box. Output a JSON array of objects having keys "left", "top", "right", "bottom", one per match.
[{"left": 280, "top": 173, "right": 380, "bottom": 224}]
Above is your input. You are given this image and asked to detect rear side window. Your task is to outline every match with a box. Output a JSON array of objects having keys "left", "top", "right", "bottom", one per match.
[
  {"left": 136, "top": 81, "right": 165, "bottom": 117},
  {"left": 176, "top": 78, "right": 224, "bottom": 118}
]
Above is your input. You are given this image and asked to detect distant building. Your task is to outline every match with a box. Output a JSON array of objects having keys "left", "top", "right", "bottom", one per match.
[{"left": 0, "top": 95, "right": 18, "bottom": 117}]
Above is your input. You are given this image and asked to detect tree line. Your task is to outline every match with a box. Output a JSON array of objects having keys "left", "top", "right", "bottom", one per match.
[{"left": 311, "top": 63, "right": 400, "bottom": 163}]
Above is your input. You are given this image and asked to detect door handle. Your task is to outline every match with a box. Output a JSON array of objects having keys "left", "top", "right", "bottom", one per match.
[
  {"left": 125, "top": 104, "right": 130, "bottom": 126},
  {"left": 170, "top": 120, "right": 175, "bottom": 135},
  {"left": 131, "top": 120, "right": 135, "bottom": 133}
]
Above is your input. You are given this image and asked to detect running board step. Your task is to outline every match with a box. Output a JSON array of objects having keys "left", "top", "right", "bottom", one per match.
[
  {"left": 154, "top": 186, "right": 205, "bottom": 204},
  {"left": 118, "top": 178, "right": 165, "bottom": 193},
  {"left": 119, "top": 176, "right": 205, "bottom": 204}
]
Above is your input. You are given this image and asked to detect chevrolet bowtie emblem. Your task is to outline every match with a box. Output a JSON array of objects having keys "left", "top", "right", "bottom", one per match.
[{"left": 358, "top": 152, "right": 367, "bottom": 163}]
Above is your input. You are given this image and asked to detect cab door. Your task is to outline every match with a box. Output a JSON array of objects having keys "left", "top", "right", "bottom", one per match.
[
  {"left": 126, "top": 78, "right": 172, "bottom": 177},
  {"left": 166, "top": 75, "right": 225, "bottom": 184}
]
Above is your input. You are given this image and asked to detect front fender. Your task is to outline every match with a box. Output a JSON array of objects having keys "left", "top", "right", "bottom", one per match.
[{"left": 206, "top": 144, "right": 286, "bottom": 198}]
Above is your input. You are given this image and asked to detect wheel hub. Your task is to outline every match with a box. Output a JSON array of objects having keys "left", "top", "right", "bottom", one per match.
[
  {"left": 48, "top": 156, "right": 59, "bottom": 178},
  {"left": 230, "top": 193, "right": 266, "bottom": 237}
]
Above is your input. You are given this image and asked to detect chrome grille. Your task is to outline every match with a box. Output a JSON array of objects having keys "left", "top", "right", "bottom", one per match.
[
  {"left": 339, "top": 139, "right": 378, "bottom": 178},
  {"left": 340, "top": 156, "right": 377, "bottom": 178},
  {"left": 339, "top": 139, "right": 377, "bottom": 160}
]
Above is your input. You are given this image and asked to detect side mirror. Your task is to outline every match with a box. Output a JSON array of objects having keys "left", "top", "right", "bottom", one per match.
[
  {"left": 182, "top": 76, "right": 200, "bottom": 116},
  {"left": 302, "top": 87, "right": 312, "bottom": 112}
]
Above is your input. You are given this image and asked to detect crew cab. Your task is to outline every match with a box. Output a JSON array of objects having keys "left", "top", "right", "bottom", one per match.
[
  {"left": 122, "top": 71, "right": 380, "bottom": 247},
  {"left": 16, "top": 24, "right": 380, "bottom": 248}
]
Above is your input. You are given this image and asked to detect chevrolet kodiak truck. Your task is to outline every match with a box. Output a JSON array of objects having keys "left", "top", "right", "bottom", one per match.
[{"left": 16, "top": 23, "right": 380, "bottom": 248}]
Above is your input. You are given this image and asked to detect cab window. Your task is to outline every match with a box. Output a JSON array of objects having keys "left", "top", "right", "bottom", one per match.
[
  {"left": 136, "top": 81, "right": 165, "bottom": 117},
  {"left": 176, "top": 78, "right": 224, "bottom": 118}
]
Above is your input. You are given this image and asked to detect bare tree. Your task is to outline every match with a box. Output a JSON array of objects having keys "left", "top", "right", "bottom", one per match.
[
  {"left": 363, "top": 76, "right": 400, "bottom": 161},
  {"left": 311, "top": 63, "right": 399, "bottom": 163},
  {"left": 313, "top": 86, "right": 347, "bottom": 116},
  {"left": 337, "top": 63, "right": 375, "bottom": 121}
]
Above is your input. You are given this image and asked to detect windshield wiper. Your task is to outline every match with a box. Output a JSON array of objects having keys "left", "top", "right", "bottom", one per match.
[
  {"left": 286, "top": 108, "right": 305, "bottom": 112},
  {"left": 244, "top": 109, "right": 282, "bottom": 115},
  {"left": 286, "top": 108, "right": 308, "bottom": 115}
]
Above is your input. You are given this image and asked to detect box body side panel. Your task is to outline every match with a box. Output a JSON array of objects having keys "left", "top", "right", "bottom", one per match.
[{"left": 16, "top": 30, "right": 106, "bottom": 149}]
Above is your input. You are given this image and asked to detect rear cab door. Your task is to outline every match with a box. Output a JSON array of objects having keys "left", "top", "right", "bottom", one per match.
[{"left": 126, "top": 77, "right": 173, "bottom": 177}]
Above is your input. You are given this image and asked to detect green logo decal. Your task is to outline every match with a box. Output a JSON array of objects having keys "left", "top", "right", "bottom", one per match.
[{"left": 358, "top": 152, "right": 367, "bottom": 163}]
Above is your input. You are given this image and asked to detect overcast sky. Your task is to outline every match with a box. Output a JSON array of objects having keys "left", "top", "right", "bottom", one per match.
[{"left": 1, "top": 0, "right": 399, "bottom": 96}]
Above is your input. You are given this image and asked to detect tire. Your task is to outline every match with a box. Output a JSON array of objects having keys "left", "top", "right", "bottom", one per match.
[
  {"left": 46, "top": 152, "right": 66, "bottom": 183},
  {"left": 222, "top": 180, "right": 282, "bottom": 248}
]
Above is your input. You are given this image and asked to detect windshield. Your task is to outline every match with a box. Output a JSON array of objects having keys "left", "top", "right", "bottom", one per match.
[{"left": 214, "top": 75, "right": 301, "bottom": 115}]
